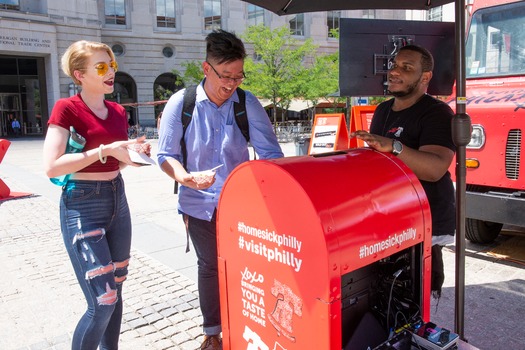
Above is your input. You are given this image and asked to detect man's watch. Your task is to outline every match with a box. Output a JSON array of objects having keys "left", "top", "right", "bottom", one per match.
[{"left": 392, "top": 139, "right": 403, "bottom": 156}]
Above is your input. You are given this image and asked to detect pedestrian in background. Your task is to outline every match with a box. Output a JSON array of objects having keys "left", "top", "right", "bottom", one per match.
[
  {"left": 11, "top": 117, "right": 21, "bottom": 137},
  {"left": 351, "top": 45, "right": 456, "bottom": 299},
  {"left": 43, "top": 40, "right": 150, "bottom": 350},
  {"left": 156, "top": 111, "right": 162, "bottom": 132},
  {"left": 157, "top": 29, "right": 283, "bottom": 349}
]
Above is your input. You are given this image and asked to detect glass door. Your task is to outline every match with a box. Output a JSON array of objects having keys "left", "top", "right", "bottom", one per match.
[{"left": 0, "top": 94, "right": 21, "bottom": 137}]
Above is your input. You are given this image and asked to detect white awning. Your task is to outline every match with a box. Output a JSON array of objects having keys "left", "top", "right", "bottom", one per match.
[
  {"left": 257, "top": 98, "right": 312, "bottom": 112},
  {"left": 258, "top": 98, "right": 273, "bottom": 108},
  {"left": 287, "top": 99, "right": 313, "bottom": 112}
]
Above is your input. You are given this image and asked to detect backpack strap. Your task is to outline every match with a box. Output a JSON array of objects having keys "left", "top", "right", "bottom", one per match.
[
  {"left": 233, "top": 87, "right": 256, "bottom": 160},
  {"left": 174, "top": 85, "right": 197, "bottom": 194},
  {"left": 234, "top": 87, "right": 250, "bottom": 143},
  {"left": 181, "top": 85, "right": 198, "bottom": 169}
]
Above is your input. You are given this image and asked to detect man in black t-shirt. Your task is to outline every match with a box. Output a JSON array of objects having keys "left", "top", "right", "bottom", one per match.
[{"left": 351, "top": 45, "right": 455, "bottom": 298}]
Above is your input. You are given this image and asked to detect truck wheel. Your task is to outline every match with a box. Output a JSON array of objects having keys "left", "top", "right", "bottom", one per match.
[{"left": 465, "top": 218, "right": 503, "bottom": 243}]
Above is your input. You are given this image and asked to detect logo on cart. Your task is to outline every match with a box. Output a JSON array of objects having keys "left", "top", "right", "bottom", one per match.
[
  {"left": 269, "top": 279, "right": 302, "bottom": 343},
  {"left": 358, "top": 228, "right": 417, "bottom": 259},
  {"left": 237, "top": 222, "right": 304, "bottom": 272},
  {"left": 241, "top": 267, "right": 266, "bottom": 327},
  {"left": 241, "top": 266, "right": 264, "bottom": 284},
  {"left": 243, "top": 325, "right": 289, "bottom": 350},
  {"left": 243, "top": 325, "right": 269, "bottom": 350}
]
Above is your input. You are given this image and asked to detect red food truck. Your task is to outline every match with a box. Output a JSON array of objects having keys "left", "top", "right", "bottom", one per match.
[
  {"left": 447, "top": 0, "right": 525, "bottom": 243},
  {"left": 340, "top": 0, "right": 525, "bottom": 245}
]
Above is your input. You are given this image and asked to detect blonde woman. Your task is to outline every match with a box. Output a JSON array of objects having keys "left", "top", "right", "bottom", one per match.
[{"left": 43, "top": 40, "right": 150, "bottom": 350}]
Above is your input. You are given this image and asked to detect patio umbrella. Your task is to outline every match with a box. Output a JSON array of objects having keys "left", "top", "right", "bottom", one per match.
[
  {"left": 242, "top": 0, "right": 453, "bottom": 14},
  {"left": 241, "top": 0, "right": 471, "bottom": 340}
]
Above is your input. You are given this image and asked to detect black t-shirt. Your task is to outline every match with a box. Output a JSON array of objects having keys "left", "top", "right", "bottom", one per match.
[{"left": 370, "top": 94, "right": 456, "bottom": 236}]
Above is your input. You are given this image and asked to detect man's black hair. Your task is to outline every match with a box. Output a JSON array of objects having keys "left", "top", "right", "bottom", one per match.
[
  {"left": 205, "top": 29, "right": 247, "bottom": 65},
  {"left": 398, "top": 44, "right": 434, "bottom": 72}
]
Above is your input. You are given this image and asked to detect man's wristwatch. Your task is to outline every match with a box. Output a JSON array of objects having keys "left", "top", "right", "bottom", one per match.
[{"left": 392, "top": 139, "right": 403, "bottom": 156}]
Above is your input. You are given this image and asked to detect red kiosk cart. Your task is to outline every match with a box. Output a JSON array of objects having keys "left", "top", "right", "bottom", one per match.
[{"left": 217, "top": 149, "right": 432, "bottom": 349}]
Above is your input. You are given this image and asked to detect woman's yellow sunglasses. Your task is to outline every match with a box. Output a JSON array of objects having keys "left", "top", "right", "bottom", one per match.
[{"left": 93, "top": 61, "right": 118, "bottom": 76}]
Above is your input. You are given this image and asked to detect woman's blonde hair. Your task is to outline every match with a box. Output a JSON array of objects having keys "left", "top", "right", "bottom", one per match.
[{"left": 61, "top": 40, "right": 116, "bottom": 85}]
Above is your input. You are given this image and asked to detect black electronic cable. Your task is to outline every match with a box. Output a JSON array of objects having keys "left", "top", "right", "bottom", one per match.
[{"left": 386, "top": 269, "right": 403, "bottom": 335}]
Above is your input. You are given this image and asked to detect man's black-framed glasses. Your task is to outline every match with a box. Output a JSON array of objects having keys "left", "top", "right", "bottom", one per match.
[{"left": 206, "top": 61, "right": 245, "bottom": 84}]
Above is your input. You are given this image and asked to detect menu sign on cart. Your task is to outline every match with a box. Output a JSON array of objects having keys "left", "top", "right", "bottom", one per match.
[{"left": 308, "top": 113, "right": 349, "bottom": 155}]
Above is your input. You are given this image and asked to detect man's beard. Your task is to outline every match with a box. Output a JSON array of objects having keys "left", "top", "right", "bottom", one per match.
[
  {"left": 388, "top": 81, "right": 418, "bottom": 97},
  {"left": 387, "top": 76, "right": 422, "bottom": 98}
]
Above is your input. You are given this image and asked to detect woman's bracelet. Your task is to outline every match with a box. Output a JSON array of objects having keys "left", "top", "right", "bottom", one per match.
[{"left": 98, "top": 144, "right": 107, "bottom": 164}]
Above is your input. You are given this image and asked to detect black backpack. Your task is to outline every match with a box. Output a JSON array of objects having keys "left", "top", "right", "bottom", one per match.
[{"left": 174, "top": 85, "right": 249, "bottom": 193}]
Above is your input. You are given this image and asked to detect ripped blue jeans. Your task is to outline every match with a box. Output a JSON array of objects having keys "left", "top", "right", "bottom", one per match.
[{"left": 60, "top": 174, "right": 132, "bottom": 350}]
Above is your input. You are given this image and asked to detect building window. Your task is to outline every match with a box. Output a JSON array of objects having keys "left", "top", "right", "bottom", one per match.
[
  {"left": 327, "top": 11, "right": 340, "bottom": 38},
  {"left": 105, "top": 0, "right": 126, "bottom": 25},
  {"left": 112, "top": 44, "right": 125, "bottom": 57},
  {"left": 162, "top": 46, "right": 174, "bottom": 58},
  {"left": 204, "top": 0, "right": 221, "bottom": 31},
  {"left": 247, "top": 4, "right": 264, "bottom": 27},
  {"left": 252, "top": 52, "right": 262, "bottom": 62},
  {"left": 362, "top": 9, "right": 375, "bottom": 19},
  {"left": 157, "top": 0, "right": 176, "bottom": 28},
  {"left": 289, "top": 13, "right": 304, "bottom": 36},
  {"left": 428, "top": 7, "right": 443, "bottom": 22},
  {"left": 0, "top": 0, "right": 19, "bottom": 11},
  {"left": 154, "top": 73, "right": 183, "bottom": 117}
]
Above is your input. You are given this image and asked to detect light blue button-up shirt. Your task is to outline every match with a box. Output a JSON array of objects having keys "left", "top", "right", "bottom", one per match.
[{"left": 157, "top": 82, "right": 283, "bottom": 221}]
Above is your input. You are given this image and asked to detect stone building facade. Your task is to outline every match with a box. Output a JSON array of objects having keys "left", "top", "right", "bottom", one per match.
[{"left": 0, "top": 0, "right": 432, "bottom": 137}]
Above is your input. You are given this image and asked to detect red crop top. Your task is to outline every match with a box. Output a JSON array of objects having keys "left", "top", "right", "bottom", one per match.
[{"left": 48, "top": 94, "right": 128, "bottom": 173}]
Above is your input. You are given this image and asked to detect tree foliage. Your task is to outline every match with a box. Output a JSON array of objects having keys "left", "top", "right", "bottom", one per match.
[
  {"left": 172, "top": 61, "right": 204, "bottom": 87},
  {"left": 242, "top": 25, "right": 338, "bottom": 123},
  {"left": 300, "top": 49, "right": 339, "bottom": 115}
]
